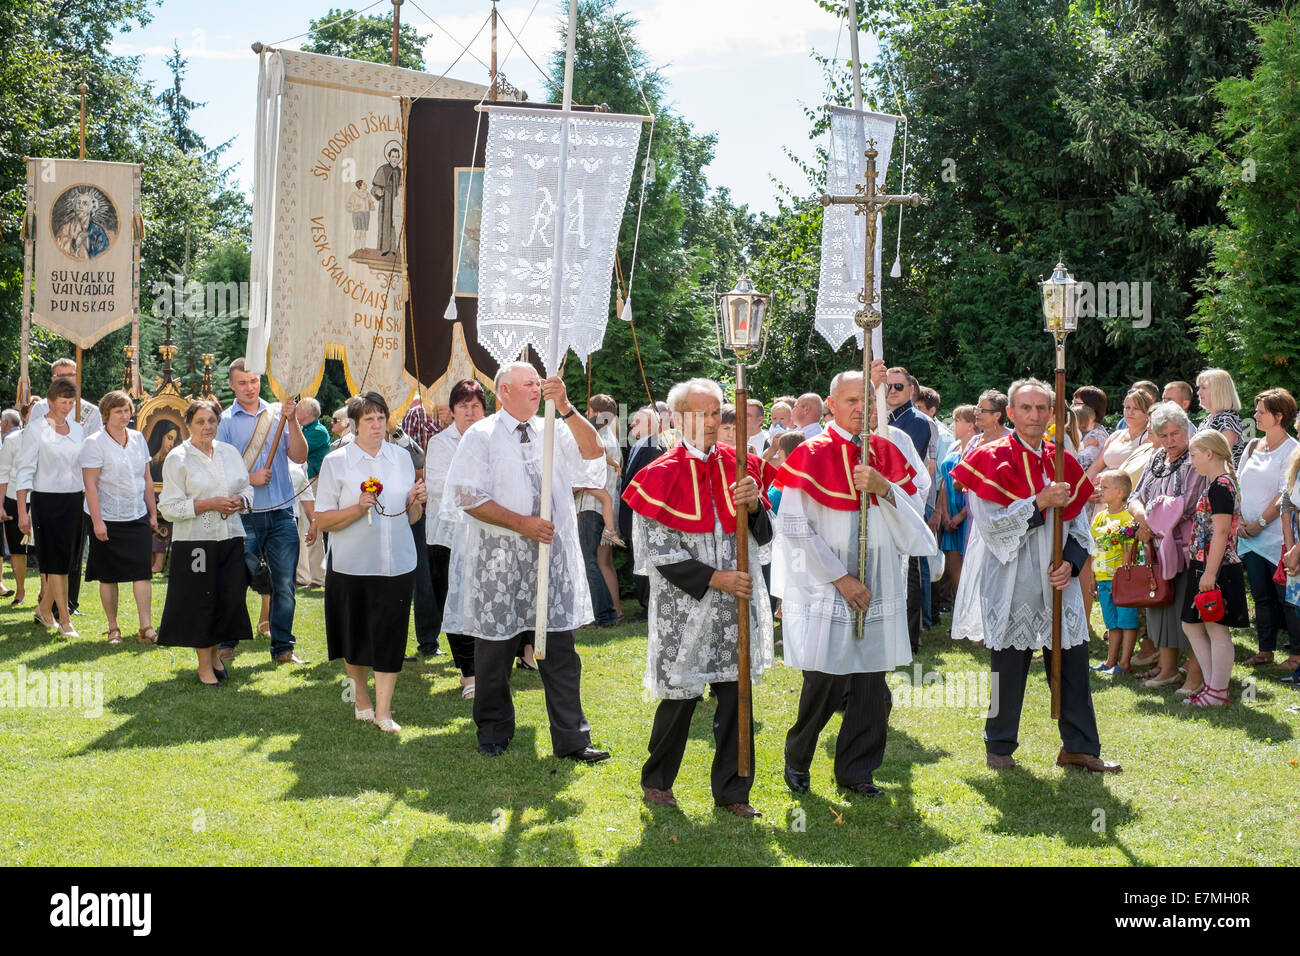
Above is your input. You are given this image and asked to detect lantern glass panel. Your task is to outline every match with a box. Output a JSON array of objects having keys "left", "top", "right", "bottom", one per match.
[{"left": 728, "top": 297, "right": 752, "bottom": 348}]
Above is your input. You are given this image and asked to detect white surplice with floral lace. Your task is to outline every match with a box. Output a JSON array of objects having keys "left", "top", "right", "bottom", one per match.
[
  {"left": 952, "top": 494, "right": 1094, "bottom": 651},
  {"left": 439, "top": 410, "right": 605, "bottom": 640},
  {"left": 632, "top": 512, "right": 774, "bottom": 700}
]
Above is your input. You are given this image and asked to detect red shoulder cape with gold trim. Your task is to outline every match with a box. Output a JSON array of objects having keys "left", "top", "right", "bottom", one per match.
[
  {"left": 771, "top": 428, "right": 917, "bottom": 512},
  {"left": 949, "top": 433, "right": 1092, "bottom": 521},
  {"left": 621, "top": 443, "right": 772, "bottom": 534}
]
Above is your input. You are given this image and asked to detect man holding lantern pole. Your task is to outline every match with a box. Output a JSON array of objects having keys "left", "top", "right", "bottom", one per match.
[
  {"left": 439, "top": 362, "right": 610, "bottom": 762},
  {"left": 950, "top": 378, "right": 1121, "bottom": 774},
  {"left": 621, "top": 377, "right": 775, "bottom": 818}
]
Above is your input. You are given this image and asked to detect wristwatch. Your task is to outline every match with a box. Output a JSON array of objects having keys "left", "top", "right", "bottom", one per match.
[{"left": 560, "top": 406, "right": 577, "bottom": 420}]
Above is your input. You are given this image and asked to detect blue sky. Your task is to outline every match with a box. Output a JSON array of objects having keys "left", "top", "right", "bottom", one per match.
[{"left": 111, "top": 0, "right": 882, "bottom": 214}]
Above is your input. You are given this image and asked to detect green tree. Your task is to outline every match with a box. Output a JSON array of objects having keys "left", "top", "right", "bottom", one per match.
[
  {"left": 156, "top": 41, "right": 205, "bottom": 154},
  {"left": 1193, "top": 8, "right": 1300, "bottom": 400},
  {"left": 301, "top": 7, "right": 428, "bottom": 70}
]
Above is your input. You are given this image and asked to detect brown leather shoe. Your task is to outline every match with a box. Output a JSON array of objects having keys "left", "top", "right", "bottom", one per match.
[
  {"left": 642, "top": 786, "right": 677, "bottom": 808},
  {"left": 720, "top": 802, "right": 761, "bottom": 819},
  {"left": 1057, "top": 748, "right": 1122, "bottom": 773},
  {"left": 986, "top": 751, "right": 1016, "bottom": 770},
  {"left": 273, "top": 651, "right": 309, "bottom": 665}
]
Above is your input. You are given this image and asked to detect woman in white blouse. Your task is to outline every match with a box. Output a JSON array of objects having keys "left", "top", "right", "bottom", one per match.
[
  {"left": 425, "top": 379, "right": 486, "bottom": 699},
  {"left": 157, "top": 400, "right": 254, "bottom": 686},
  {"left": 0, "top": 407, "right": 31, "bottom": 605},
  {"left": 1238, "top": 388, "right": 1300, "bottom": 668},
  {"left": 81, "top": 391, "right": 158, "bottom": 645},
  {"left": 15, "top": 379, "right": 84, "bottom": 636},
  {"left": 315, "top": 391, "right": 426, "bottom": 732}
]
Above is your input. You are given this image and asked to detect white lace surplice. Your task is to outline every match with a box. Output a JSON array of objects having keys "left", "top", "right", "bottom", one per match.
[
  {"left": 771, "top": 484, "right": 936, "bottom": 675},
  {"left": 632, "top": 512, "right": 775, "bottom": 700},
  {"left": 951, "top": 495, "right": 1094, "bottom": 651},
  {"left": 439, "top": 411, "right": 605, "bottom": 640}
]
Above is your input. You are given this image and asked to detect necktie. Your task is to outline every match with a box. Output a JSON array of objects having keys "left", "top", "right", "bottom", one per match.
[
  {"left": 852, "top": 435, "right": 862, "bottom": 447},
  {"left": 517, "top": 423, "right": 530, "bottom": 444}
]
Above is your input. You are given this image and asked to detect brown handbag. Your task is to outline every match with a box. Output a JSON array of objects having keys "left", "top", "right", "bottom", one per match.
[{"left": 1110, "top": 541, "right": 1175, "bottom": 607}]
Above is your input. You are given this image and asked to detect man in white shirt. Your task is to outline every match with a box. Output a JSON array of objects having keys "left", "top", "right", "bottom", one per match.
[{"left": 440, "top": 362, "right": 611, "bottom": 762}]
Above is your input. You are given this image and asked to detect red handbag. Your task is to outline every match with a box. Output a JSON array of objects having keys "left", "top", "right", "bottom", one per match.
[
  {"left": 1193, "top": 587, "right": 1225, "bottom": 623},
  {"left": 1110, "top": 542, "right": 1175, "bottom": 607}
]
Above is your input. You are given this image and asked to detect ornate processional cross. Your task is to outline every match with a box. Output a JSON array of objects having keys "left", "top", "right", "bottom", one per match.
[{"left": 820, "top": 141, "right": 927, "bottom": 639}]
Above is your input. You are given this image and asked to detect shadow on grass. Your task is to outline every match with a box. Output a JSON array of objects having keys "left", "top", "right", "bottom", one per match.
[
  {"left": 1131, "top": 687, "right": 1294, "bottom": 741},
  {"left": 966, "top": 764, "right": 1144, "bottom": 864}
]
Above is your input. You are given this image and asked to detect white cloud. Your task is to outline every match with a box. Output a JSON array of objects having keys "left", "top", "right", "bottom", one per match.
[{"left": 110, "top": 39, "right": 249, "bottom": 61}]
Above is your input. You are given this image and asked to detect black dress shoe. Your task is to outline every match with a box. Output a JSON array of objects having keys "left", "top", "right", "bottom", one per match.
[
  {"left": 562, "top": 746, "right": 610, "bottom": 764},
  {"left": 477, "top": 743, "right": 508, "bottom": 756},
  {"left": 213, "top": 666, "right": 228, "bottom": 683},
  {"left": 403, "top": 654, "right": 419, "bottom": 663},
  {"left": 839, "top": 781, "right": 884, "bottom": 798},
  {"left": 784, "top": 767, "right": 810, "bottom": 794}
]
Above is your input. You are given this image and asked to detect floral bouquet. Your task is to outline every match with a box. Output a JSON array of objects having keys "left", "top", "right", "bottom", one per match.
[
  {"left": 361, "top": 476, "right": 383, "bottom": 525},
  {"left": 1095, "top": 518, "right": 1138, "bottom": 553}
]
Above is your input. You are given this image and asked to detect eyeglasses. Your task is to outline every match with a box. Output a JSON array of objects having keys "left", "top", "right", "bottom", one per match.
[
  {"left": 886, "top": 383, "right": 908, "bottom": 392},
  {"left": 977, "top": 406, "right": 998, "bottom": 414}
]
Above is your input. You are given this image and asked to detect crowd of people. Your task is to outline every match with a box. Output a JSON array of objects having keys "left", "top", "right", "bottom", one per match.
[{"left": 4, "top": 353, "right": 1300, "bottom": 814}]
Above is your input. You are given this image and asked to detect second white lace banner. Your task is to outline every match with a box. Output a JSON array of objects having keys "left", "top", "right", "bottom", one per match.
[{"left": 814, "top": 105, "right": 901, "bottom": 352}]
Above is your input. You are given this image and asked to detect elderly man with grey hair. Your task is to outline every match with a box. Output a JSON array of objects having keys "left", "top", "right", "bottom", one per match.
[
  {"left": 440, "top": 361, "right": 610, "bottom": 761},
  {"left": 622, "top": 377, "right": 775, "bottom": 816}
]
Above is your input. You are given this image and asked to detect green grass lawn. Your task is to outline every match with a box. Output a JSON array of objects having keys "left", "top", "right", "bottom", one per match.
[{"left": 1, "top": 567, "right": 1298, "bottom": 866}]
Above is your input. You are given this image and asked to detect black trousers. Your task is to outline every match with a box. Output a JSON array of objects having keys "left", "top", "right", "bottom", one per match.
[
  {"left": 641, "top": 682, "right": 752, "bottom": 805},
  {"left": 426, "top": 544, "right": 474, "bottom": 676},
  {"left": 785, "top": 670, "right": 892, "bottom": 787},
  {"left": 410, "top": 516, "right": 439, "bottom": 653},
  {"left": 473, "top": 630, "right": 591, "bottom": 756},
  {"left": 985, "top": 642, "right": 1100, "bottom": 756},
  {"left": 906, "top": 557, "right": 922, "bottom": 651},
  {"left": 51, "top": 532, "right": 86, "bottom": 621}
]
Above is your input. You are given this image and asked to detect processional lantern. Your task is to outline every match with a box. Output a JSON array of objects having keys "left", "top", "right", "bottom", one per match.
[
  {"left": 712, "top": 268, "right": 772, "bottom": 780},
  {"left": 1037, "top": 254, "right": 1078, "bottom": 721}
]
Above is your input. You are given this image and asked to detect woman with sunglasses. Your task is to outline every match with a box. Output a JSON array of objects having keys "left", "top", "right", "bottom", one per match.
[{"left": 969, "top": 390, "right": 1010, "bottom": 451}]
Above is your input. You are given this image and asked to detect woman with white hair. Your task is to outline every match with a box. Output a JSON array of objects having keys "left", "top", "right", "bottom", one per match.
[
  {"left": 1126, "top": 401, "right": 1207, "bottom": 694},
  {"left": 1196, "top": 368, "right": 1245, "bottom": 466}
]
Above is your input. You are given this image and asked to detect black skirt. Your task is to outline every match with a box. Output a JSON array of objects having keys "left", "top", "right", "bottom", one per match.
[
  {"left": 3, "top": 498, "right": 32, "bottom": 556},
  {"left": 29, "top": 490, "right": 84, "bottom": 575},
  {"left": 324, "top": 563, "right": 414, "bottom": 672},
  {"left": 85, "top": 514, "right": 153, "bottom": 583},
  {"left": 1180, "top": 560, "right": 1251, "bottom": 629},
  {"left": 158, "top": 537, "right": 253, "bottom": 648}
]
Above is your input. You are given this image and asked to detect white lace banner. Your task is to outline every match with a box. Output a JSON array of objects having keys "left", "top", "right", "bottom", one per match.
[
  {"left": 814, "top": 105, "right": 900, "bottom": 351},
  {"left": 475, "top": 106, "right": 642, "bottom": 373}
]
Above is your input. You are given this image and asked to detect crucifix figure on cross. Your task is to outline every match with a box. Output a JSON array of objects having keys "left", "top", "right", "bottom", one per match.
[{"left": 820, "top": 139, "right": 927, "bottom": 639}]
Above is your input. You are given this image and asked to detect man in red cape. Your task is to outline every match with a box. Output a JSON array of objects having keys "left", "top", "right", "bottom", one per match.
[
  {"left": 951, "top": 378, "right": 1121, "bottom": 773},
  {"left": 621, "top": 378, "right": 776, "bottom": 818},
  {"left": 770, "top": 370, "right": 937, "bottom": 797}
]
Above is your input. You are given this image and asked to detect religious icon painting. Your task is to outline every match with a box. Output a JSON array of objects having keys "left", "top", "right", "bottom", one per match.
[
  {"left": 50, "top": 184, "right": 119, "bottom": 261},
  {"left": 453, "top": 167, "right": 483, "bottom": 297}
]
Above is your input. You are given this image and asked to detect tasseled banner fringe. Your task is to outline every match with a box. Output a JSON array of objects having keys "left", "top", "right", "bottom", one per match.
[
  {"left": 443, "top": 295, "right": 458, "bottom": 321},
  {"left": 619, "top": 295, "right": 632, "bottom": 322}
]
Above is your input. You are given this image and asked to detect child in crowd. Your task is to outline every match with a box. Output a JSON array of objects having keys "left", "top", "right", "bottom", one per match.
[
  {"left": 768, "top": 401, "right": 792, "bottom": 436},
  {"left": 718, "top": 404, "right": 736, "bottom": 448},
  {"left": 765, "top": 430, "right": 805, "bottom": 516},
  {"left": 1090, "top": 469, "right": 1139, "bottom": 675},
  {"left": 1180, "top": 431, "right": 1249, "bottom": 707}
]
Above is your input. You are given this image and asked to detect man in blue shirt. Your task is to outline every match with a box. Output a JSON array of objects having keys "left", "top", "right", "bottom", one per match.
[
  {"left": 216, "top": 357, "right": 309, "bottom": 665},
  {"left": 878, "top": 362, "right": 931, "bottom": 652}
]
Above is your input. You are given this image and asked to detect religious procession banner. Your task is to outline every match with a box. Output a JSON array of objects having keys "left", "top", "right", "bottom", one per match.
[
  {"left": 403, "top": 98, "right": 601, "bottom": 403},
  {"left": 245, "top": 49, "right": 485, "bottom": 418},
  {"left": 814, "top": 105, "right": 900, "bottom": 352},
  {"left": 474, "top": 105, "right": 643, "bottom": 374},
  {"left": 25, "top": 157, "right": 140, "bottom": 348}
]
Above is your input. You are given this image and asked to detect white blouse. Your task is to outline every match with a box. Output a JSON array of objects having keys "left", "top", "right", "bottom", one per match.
[
  {"left": 0, "top": 428, "right": 22, "bottom": 492},
  {"left": 15, "top": 415, "right": 84, "bottom": 494},
  {"left": 1238, "top": 435, "right": 1299, "bottom": 561},
  {"left": 80, "top": 429, "right": 150, "bottom": 522},
  {"left": 315, "top": 440, "right": 416, "bottom": 577},
  {"left": 158, "top": 440, "right": 253, "bottom": 542},
  {"left": 425, "top": 423, "right": 465, "bottom": 547}
]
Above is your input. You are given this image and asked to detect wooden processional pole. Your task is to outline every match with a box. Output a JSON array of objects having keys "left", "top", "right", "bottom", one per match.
[
  {"left": 75, "top": 82, "right": 89, "bottom": 425},
  {"left": 733, "top": 367, "right": 753, "bottom": 777},
  {"left": 390, "top": 0, "right": 403, "bottom": 67}
]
